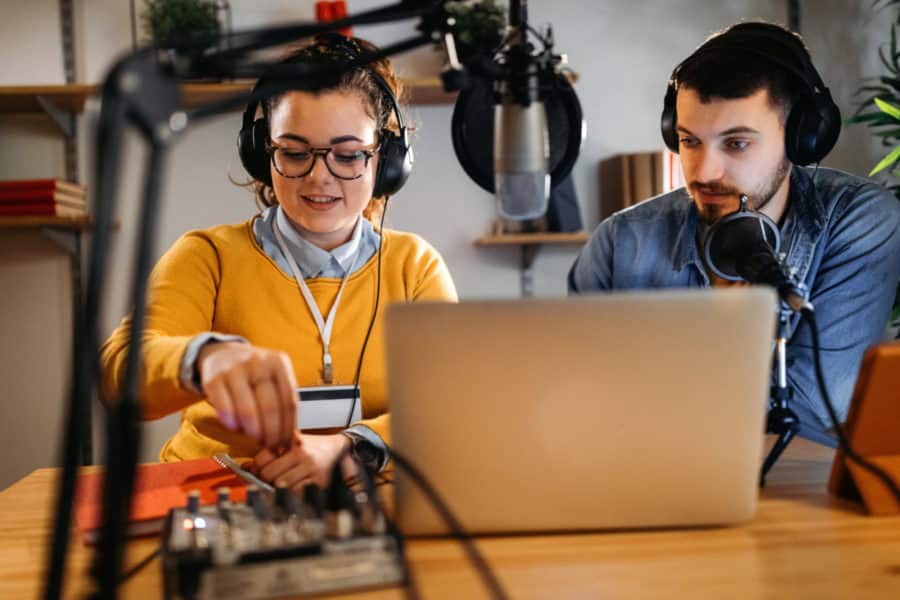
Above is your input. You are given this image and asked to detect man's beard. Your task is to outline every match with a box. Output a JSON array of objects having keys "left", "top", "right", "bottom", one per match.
[{"left": 690, "top": 158, "right": 792, "bottom": 225}]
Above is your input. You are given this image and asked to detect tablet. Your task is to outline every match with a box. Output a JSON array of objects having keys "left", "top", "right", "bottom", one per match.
[{"left": 828, "top": 343, "right": 900, "bottom": 514}]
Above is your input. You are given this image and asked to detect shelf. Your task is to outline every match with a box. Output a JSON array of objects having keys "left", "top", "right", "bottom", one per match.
[
  {"left": 0, "top": 85, "right": 95, "bottom": 114},
  {"left": 474, "top": 231, "right": 591, "bottom": 298},
  {"left": 179, "top": 77, "right": 456, "bottom": 107},
  {"left": 474, "top": 231, "right": 591, "bottom": 246},
  {"left": 0, "top": 77, "right": 457, "bottom": 115},
  {"left": 0, "top": 216, "right": 95, "bottom": 230}
]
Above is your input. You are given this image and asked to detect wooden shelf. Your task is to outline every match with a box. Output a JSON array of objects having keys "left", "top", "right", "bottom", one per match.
[
  {"left": 0, "top": 216, "right": 94, "bottom": 230},
  {"left": 474, "top": 231, "right": 591, "bottom": 246},
  {"left": 474, "top": 231, "right": 591, "bottom": 297},
  {"left": 0, "top": 85, "right": 95, "bottom": 113},
  {"left": 0, "top": 77, "right": 456, "bottom": 115}
]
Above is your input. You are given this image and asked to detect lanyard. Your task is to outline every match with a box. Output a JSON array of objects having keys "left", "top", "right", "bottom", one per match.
[{"left": 272, "top": 224, "right": 359, "bottom": 384}]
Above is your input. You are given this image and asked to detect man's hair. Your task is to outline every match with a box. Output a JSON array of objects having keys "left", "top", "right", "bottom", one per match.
[{"left": 675, "top": 25, "right": 804, "bottom": 121}]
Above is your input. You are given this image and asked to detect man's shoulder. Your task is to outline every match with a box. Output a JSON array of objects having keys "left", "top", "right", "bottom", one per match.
[
  {"left": 800, "top": 167, "right": 900, "bottom": 255},
  {"left": 603, "top": 188, "right": 694, "bottom": 232},
  {"left": 805, "top": 167, "right": 899, "bottom": 218}
]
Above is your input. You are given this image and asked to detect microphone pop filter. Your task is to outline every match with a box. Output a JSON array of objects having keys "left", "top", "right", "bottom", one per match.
[
  {"left": 703, "top": 207, "right": 781, "bottom": 281},
  {"left": 451, "top": 72, "right": 584, "bottom": 194}
]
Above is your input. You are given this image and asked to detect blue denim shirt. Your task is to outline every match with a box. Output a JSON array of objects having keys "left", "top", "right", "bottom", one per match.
[{"left": 569, "top": 167, "right": 900, "bottom": 446}]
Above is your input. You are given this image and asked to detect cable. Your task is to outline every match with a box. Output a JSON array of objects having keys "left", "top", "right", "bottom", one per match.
[
  {"left": 388, "top": 447, "right": 509, "bottom": 600},
  {"left": 336, "top": 444, "right": 420, "bottom": 600},
  {"left": 801, "top": 307, "right": 900, "bottom": 504},
  {"left": 118, "top": 547, "right": 160, "bottom": 584},
  {"left": 346, "top": 197, "right": 388, "bottom": 428}
]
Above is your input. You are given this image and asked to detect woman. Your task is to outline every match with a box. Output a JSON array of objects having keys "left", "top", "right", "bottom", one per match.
[{"left": 100, "top": 34, "right": 457, "bottom": 492}]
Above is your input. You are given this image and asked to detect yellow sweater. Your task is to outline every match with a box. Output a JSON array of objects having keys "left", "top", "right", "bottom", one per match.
[{"left": 100, "top": 217, "right": 457, "bottom": 461}]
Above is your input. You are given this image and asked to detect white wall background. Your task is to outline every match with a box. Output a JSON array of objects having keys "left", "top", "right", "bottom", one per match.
[{"left": 0, "top": 0, "right": 891, "bottom": 487}]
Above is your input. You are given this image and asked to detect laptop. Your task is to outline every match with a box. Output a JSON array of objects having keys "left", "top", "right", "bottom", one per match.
[{"left": 385, "top": 288, "right": 777, "bottom": 535}]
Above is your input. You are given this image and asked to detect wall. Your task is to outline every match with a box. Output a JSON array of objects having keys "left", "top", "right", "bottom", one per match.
[{"left": 0, "top": 0, "right": 890, "bottom": 487}]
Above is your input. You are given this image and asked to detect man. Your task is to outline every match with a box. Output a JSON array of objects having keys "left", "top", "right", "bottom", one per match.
[{"left": 569, "top": 22, "right": 900, "bottom": 446}]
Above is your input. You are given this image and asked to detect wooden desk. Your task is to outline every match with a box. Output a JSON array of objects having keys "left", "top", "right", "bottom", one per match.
[{"left": 2, "top": 438, "right": 899, "bottom": 599}]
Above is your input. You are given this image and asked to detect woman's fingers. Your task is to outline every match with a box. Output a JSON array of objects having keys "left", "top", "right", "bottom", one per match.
[
  {"left": 250, "top": 377, "right": 283, "bottom": 448},
  {"left": 258, "top": 448, "right": 313, "bottom": 486},
  {"left": 203, "top": 376, "right": 237, "bottom": 430},
  {"left": 199, "top": 342, "right": 298, "bottom": 448},
  {"left": 273, "top": 351, "right": 298, "bottom": 447},
  {"left": 227, "top": 369, "right": 263, "bottom": 442}
]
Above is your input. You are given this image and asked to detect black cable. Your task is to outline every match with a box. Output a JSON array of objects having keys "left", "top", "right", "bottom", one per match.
[
  {"left": 335, "top": 444, "right": 419, "bottom": 600},
  {"left": 388, "top": 447, "right": 509, "bottom": 600},
  {"left": 801, "top": 308, "right": 900, "bottom": 503},
  {"left": 118, "top": 547, "right": 161, "bottom": 584},
  {"left": 346, "top": 197, "right": 388, "bottom": 428}
]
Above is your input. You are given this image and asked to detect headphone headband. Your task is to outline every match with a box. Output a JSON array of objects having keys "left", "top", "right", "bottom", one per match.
[{"left": 672, "top": 25, "right": 826, "bottom": 98}]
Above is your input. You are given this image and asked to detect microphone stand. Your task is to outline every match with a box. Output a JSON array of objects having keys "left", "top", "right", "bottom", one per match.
[
  {"left": 42, "top": 3, "right": 461, "bottom": 599},
  {"left": 759, "top": 304, "right": 800, "bottom": 486}
]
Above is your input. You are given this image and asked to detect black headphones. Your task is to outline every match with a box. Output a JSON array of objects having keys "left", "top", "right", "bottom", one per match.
[
  {"left": 660, "top": 22, "right": 841, "bottom": 166},
  {"left": 237, "top": 33, "right": 413, "bottom": 198}
]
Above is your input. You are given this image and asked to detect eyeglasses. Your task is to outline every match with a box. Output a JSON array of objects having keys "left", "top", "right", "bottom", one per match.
[{"left": 266, "top": 141, "right": 379, "bottom": 181}]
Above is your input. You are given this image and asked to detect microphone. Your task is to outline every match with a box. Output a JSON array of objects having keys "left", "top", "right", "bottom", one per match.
[
  {"left": 493, "top": 22, "right": 550, "bottom": 220},
  {"left": 449, "top": 0, "right": 584, "bottom": 221},
  {"left": 703, "top": 194, "right": 812, "bottom": 312}
]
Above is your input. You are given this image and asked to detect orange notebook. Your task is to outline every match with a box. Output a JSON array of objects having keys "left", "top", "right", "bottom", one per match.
[{"left": 74, "top": 457, "right": 248, "bottom": 543}]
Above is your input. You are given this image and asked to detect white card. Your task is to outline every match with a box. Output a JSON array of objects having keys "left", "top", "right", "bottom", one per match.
[{"left": 296, "top": 385, "right": 362, "bottom": 430}]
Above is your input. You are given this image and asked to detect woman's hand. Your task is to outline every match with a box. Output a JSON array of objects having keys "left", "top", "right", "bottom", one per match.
[
  {"left": 252, "top": 431, "right": 356, "bottom": 493},
  {"left": 197, "top": 341, "right": 297, "bottom": 449}
]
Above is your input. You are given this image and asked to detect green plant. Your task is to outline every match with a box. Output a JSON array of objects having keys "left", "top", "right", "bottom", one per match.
[
  {"left": 850, "top": 1, "right": 900, "bottom": 192},
  {"left": 852, "top": 1, "right": 900, "bottom": 336},
  {"left": 441, "top": 0, "right": 506, "bottom": 64},
  {"left": 142, "top": 0, "right": 220, "bottom": 49}
]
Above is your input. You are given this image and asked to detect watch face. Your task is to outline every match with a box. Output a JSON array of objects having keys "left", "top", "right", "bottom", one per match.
[
  {"left": 351, "top": 439, "right": 380, "bottom": 470},
  {"left": 355, "top": 439, "right": 377, "bottom": 461}
]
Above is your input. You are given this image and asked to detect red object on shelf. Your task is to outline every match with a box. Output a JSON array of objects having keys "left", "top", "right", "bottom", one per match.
[
  {"left": 315, "top": 1, "right": 334, "bottom": 22},
  {"left": 315, "top": 1, "right": 353, "bottom": 38}
]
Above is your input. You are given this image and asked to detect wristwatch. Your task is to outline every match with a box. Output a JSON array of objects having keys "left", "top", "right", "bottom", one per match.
[{"left": 344, "top": 433, "right": 382, "bottom": 472}]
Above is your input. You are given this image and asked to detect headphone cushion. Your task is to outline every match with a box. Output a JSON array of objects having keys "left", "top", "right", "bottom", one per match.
[
  {"left": 237, "top": 118, "right": 272, "bottom": 186},
  {"left": 785, "top": 94, "right": 841, "bottom": 166},
  {"left": 660, "top": 83, "right": 679, "bottom": 154},
  {"left": 373, "top": 131, "right": 413, "bottom": 197}
]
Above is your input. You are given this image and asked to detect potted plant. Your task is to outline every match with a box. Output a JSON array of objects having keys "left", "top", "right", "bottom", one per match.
[
  {"left": 850, "top": 0, "right": 900, "bottom": 338},
  {"left": 440, "top": 0, "right": 506, "bottom": 65},
  {"left": 141, "top": 0, "right": 222, "bottom": 50}
]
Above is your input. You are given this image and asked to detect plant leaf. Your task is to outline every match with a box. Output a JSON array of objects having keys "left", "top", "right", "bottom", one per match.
[
  {"left": 848, "top": 111, "right": 895, "bottom": 124},
  {"left": 870, "top": 143, "right": 900, "bottom": 175},
  {"left": 858, "top": 85, "right": 892, "bottom": 94},
  {"left": 879, "top": 45, "right": 899, "bottom": 75},
  {"left": 876, "top": 97, "right": 900, "bottom": 120},
  {"left": 891, "top": 25, "right": 900, "bottom": 73},
  {"left": 872, "top": 126, "right": 900, "bottom": 137},
  {"left": 855, "top": 92, "right": 891, "bottom": 115}
]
